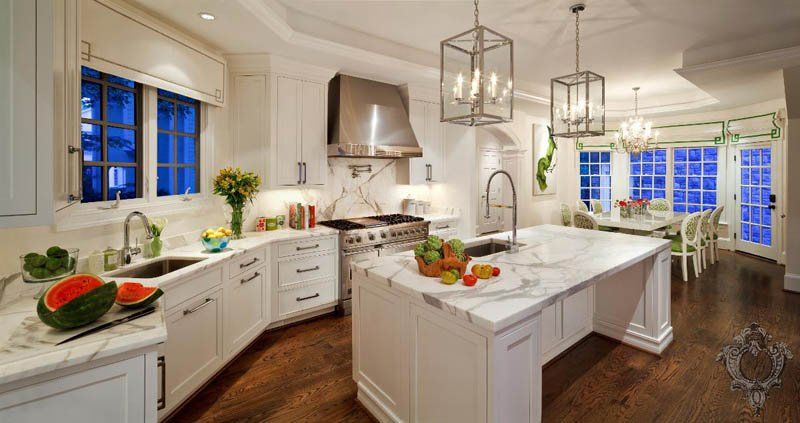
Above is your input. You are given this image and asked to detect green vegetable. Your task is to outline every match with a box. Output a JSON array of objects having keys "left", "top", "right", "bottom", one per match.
[
  {"left": 29, "top": 254, "right": 48, "bottom": 268},
  {"left": 414, "top": 244, "right": 427, "bottom": 257},
  {"left": 30, "top": 267, "right": 51, "bottom": 279},
  {"left": 455, "top": 252, "right": 466, "bottom": 262},
  {"left": 46, "top": 257, "right": 63, "bottom": 271},
  {"left": 425, "top": 235, "right": 442, "bottom": 252},
  {"left": 62, "top": 256, "right": 75, "bottom": 271},
  {"left": 447, "top": 239, "right": 464, "bottom": 254},
  {"left": 23, "top": 263, "right": 34, "bottom": 272},
  {"left": 24, "top": 252, "right": 40, "bottom": 265},
  {"left": 423, "top": 250, "right": 442, "bottom": 265},
  {"left": 47, "top": 246, "right": 68, "bottom": 258}
]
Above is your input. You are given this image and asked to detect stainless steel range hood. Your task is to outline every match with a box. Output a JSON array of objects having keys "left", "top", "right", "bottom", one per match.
[{"left": 328, "top": 74, "right": 422, "bottom": 158}]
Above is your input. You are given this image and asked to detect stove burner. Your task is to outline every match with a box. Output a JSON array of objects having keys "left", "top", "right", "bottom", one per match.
[
  {"left": 317, "top": 219, "right": 366, "bottom": 231},
  {"left": 318, "top": 214, "right": 424, "bottom": 231},
  {"left": 371, "top": 214, "right": 425, "bottom": 225}
]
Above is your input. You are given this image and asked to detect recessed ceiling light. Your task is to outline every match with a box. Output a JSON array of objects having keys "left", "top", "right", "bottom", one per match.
[{"left": 198, "top": 12, "right": 215, "bottom": 21}]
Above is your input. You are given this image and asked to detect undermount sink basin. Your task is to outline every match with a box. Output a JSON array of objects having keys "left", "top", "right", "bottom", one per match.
[
  {"left": 108, "top": 257, "right": 206, "bottom": 278},
  {"left": 464, "top": 239, "right": 524, "bottom": 258}
]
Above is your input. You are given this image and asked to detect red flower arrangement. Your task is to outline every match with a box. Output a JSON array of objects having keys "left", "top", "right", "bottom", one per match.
[{"left": 614, "top": 197, "right": 650, "bottom": 217}]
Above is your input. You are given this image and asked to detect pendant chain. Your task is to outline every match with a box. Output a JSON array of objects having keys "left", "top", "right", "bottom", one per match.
[
  {"left": 575, "top": 8, "right": 580, "bottom": 73},
  {"left": 474, "top": 0, "right": 480, "bottom": 28}
]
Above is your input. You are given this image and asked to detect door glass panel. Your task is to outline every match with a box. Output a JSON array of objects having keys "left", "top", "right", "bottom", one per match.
[{"left": 739, "top": 147, "right": 772, "bottom": 247}]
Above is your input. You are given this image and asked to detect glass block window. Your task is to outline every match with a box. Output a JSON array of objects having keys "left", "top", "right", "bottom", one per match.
[
  {"left": 629, "top": 149, "right": 667, "bottom": 200},
  {"left": 80, "top": 66, "right": 142, "bottom": 202},
  {"left": 157, "top": 89, "right": 200, "bottom": 196},
  {"left": 579, "top": 151, "right": 612, "bottom": 211},
  {"left": 739, "top": 147, "right": 772, "bottom": 246},
  {"left": 672, "top": 147, "right": 718, "bottom": 213}
]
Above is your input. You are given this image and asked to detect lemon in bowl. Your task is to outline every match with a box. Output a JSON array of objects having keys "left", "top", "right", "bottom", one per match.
[{"left": 201, "top": 227, "right": 232, "bottom": 253}]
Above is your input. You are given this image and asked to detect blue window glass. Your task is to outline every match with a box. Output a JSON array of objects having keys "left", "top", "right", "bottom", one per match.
[
  {"left": 177, "top": 137, "right": 197, "bottom": 164},
  {"left": 176, "top": 104, "right": 197, "bottom": 134},
  {"left": 688, "top": 162, "right": 702, "bottom": 175},
  {"left": 631, "top": 177, "right": 640, "bottom": 188},
  {"left": 642, "top": 177, "right": 653, "bottom": 188},
  {"left": 654, "top": 149, "right": 667, "bottom": 162},
  {"left": 674, "top": 146, "right": 717, "bottom": 212},
  {"left": 108, "top": 167, "right": 137, "bottom": 200},
  {"left": 688, "top": 191, "right": 701, "bottom": 204},
  {"left": 762, "top": 208, "right": 771, "bottom": 226},
  {"left": 741, "top": 168, "right": 750, "bottom": 185},
  {"left": 642, "top": 163, "right": 654, "bottom": 175},
  {"left": 675, "top": 177, "right": 687, "bottom": 189},
  {"left": 674, "top": 163, "right": 686, "bottom": 176},
  {"left": 688, "top": 148, "right": 702, "bottom": 161},
  {"left": 741, "top": 223, "right": 750, "bottom": 241},
  {"left": 762, "top": 228, "right": 772, "bottom": 246},
  {"left": 82, "top": 166, "right": 102, "bottom": 203},
  {"left": 762, "top": 149, "right": 771, "bottom": 165},
  {"left": 703, "top": 192, "right": 716, "bottom": 205},
  {"left": 741, "top": 205, "right": 750, "bottom": 222},
  {"left": 631, "top": 164, "right": 641, "bottom": 175},
  {"left": 702, "top": 177, "right": 716, "bottom": 191},
  {"left": 81, "top": 124, "right": 102, "bottom": 162},
  {"left": 742, "top": 188, "right": 750, "bottom": 203},
  {"left": 107, "top": 127, "right": 136, "bottom": 163},
  {"left": 630, "top": 149, "right": 666, "bottom": 199},
  {"left": 579, "top": 150, "right": 611, "bottom": 208},
  {"left": 654, "top": 176, "right": 666, "bottom": 189},
  {"left": 81, "top": 81, "right": 102, "bottom": 120},
  {"left": 741, "top": 150, "right": 750, "bottom": 165},
  {"left": 157, "top": 89, "right": 201, "bottom": 196},
  {"left": 157, "top": 167, "right": 174, "bottom": 197},
  {"left": 751, "top": 207, "right": 761, "bottom": 224},
  {"left": 702, "top": 147, "right": 717, "bottom": 161},
  {"left": 751, "top": 168, "right": 760, "bottom": 185},
  {"left": 762, "top": 168, "right": 771, "bottom": 185},
  {"left": 158, "top": 100, "right": 174, "bottom": 130},
  {"left": 655, "top": 163, "right": 667, "bottom": 175},
  {"left": 178, "top": 168, "right": 197, "bottom": 194},
  {"left": 703, "top": 163, "right": 717, "bottom": 176},
  {"left": 631, "top": 189, "right": 640, "bottom": 198},
  {"left": 688, "top": 177, "right": 701, "bottom": 190},
  {"left": 674, "top": 204, "right": 686, "bottom": 212},
  {"left": 751, "top": 150, "right": 761, "bottom": 166},
  {"left": 674, "top": 148, "right": 687, "bottom": 162},
  {"left": 158, "top": 133, "right": 174, "bottom": 164},
  {"left": 674, "top": 190, "right": 686, "bottom": 203},
  {"left": 654, "top": 189, "right": 666, "bottom": 199},
  {"left": 641, "top": 150, "right": 653, "bottom": 162},
  {"left": 80, "top": 67, "right": 141, "bottom": 202},
  {"left": 688, "top": 205, "right": 701, "bottom": 213},
  {"left": 751, "top": 226, "right": 761, "bottom": 244},
  {"left": 641, "top": 190, "right": 653, "bottom": 200}
]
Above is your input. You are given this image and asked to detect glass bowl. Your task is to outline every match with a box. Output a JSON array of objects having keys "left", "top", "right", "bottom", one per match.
[
  {"left": 20, "top": 248, "right": 80, "bottom": 284},
  {"left": 201, "top": 236, "right": 230, "bottom": 253}
]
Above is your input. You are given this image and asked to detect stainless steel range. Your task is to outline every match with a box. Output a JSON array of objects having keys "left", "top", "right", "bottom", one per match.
[{"left": 318, "top": 214, "right": 429, "bottom": 315}]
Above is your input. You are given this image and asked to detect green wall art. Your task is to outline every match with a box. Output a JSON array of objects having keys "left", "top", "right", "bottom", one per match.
[{"left": 534, "top": 125, "right": 558, "bottom": 195}]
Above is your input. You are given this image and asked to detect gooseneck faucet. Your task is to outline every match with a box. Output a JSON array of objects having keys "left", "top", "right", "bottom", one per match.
[
  {"left": 484, "top": 170, "right": 519, "bottom": 253},
  {"left": 122, "top": 211, "right": 154, "bottom": 265}
]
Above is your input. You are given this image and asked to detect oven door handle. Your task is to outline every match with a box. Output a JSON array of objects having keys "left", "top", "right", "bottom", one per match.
[
  {"left": 380, "top": 240, "right": 424, "bottom": 252},
  {"left": 343, "top": 247, "right": 380, "bottom": 257}
]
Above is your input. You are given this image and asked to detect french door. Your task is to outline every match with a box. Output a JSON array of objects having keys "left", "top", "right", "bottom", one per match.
[{"left": 734, "top": 143, "right": 780, "bottom": 260}]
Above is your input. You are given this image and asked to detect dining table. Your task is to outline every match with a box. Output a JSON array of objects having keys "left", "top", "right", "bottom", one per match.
[{"left": 594, "top": 211, "right": 688, "bottom": 234}]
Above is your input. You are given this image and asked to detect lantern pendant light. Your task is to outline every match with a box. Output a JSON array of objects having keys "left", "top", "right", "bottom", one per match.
[
  {"left": 440, "top": 0, "right": 514, "bottom": 126},
  {"left": 550, "top": 4, "right": 605, "bottom": 138}
]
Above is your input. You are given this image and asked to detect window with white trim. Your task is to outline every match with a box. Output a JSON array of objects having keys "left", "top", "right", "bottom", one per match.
[
  {"left": 672, "top": 147, "right": 718, "bottom": 213},
  {"left": 578, "top": 151, "right": 612, "bottom": 211},
  {"left": 629, "top": 149, "right": 667, "bottom": 200}
]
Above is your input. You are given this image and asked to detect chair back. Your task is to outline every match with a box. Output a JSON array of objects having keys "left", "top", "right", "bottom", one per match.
[
  {"left": 573, "top": 210, "right": 599, "bottom": 230},
  {"left": 649, "top": 198, "right": 671, "bottom": 212},
  {"left": 559, "top": 203, "right": 572, "bottom": 226},
  {"left": 710, "top": 205, "right": 725, "bottom": 236},
  {"left": 680, "top": 211, "right": 703, "bottom": 247},
  {"left": 575, "top": 200, "right": 588, "bottom": 212},
  {"left": 590, "top": 199, "right": 603, "bottom": 214},
  {"left": 699, "top": 209, "right": 712, "bottom": 243}
]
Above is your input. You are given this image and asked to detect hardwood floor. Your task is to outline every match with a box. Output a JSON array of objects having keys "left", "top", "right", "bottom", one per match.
[{"left": 169, "top": 251, "right": 799, "bottom": 422}]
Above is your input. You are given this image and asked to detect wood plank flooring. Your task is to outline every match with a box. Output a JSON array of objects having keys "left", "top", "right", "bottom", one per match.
[{"left": 168, "top": 251, "right": 799, "bottom": 422}]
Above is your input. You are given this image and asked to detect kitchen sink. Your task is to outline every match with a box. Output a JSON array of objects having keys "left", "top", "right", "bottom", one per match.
[
  {"left": 107, "top": 257, "right": 206, "bottom": 278},
  {"left": 464, "top": 239, "right": 524, "bottom": 257}
]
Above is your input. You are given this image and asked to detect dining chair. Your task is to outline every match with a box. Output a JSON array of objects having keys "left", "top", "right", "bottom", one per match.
[
  {"left": 590, "top": 199, "right": 603, "bottom": 214},
  {"left": 649, "top": 198, "right": 673, "bottom": 238},
  {"left": 559, "top": 203, "right": 572, "bottom": 226},
  {"left": 573, "top": 210, "right": 599, "bottom": 230},
  {"left": 708, "top": 205, "right": 725, "bottom": 264},
  {"left": 575, "top": 200, "right": 589, "bottom": 212},
  {"left": 697, "top": 209, "right": 713, "bottom": 270},
  {"left": 670, "top": 211, "right": 702, "bottom": 282}
]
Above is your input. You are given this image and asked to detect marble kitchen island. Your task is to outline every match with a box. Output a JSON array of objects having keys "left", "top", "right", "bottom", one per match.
[{"left": 350, "top": 224, "right": 673, "bottom": 423}]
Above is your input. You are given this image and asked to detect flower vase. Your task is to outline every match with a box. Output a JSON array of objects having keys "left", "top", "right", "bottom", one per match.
[
  {"left": 620, "top": 207, "right": 632, "bottom": 219},
  {"left": 224, "top": 203, "right": 249, "bottom": 239},
  {"left": 150, "top": 236, "right": 163, "bottom": 257}
]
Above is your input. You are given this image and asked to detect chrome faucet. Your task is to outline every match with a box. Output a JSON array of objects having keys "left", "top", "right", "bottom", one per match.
[
  {"left": 484, "top": 170, "right": 519, "bottom": 253},
  {"left": 121, "top": 211, "right": 154, "bottom": 265}
]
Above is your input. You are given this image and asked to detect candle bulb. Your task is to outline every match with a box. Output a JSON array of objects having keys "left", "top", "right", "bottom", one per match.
[
  {"left": 490, "top": 72, "right": 498, "bottom": 100},
  {"left": 456, "top": 73, "right": 464, "bottom": 100}
]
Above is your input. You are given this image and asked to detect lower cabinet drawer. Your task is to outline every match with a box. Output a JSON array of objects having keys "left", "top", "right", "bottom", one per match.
[
  {"left": 278, "top": 280, "right": 335, "bottom": 318},
  {"left": 277, "top": 253, "right": 335, "bottom": 287}
]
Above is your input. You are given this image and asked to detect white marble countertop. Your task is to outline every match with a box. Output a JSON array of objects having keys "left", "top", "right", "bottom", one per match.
[
  {"left": 0, "top": 227, "right": 337, "bottom": 386},
  {"left": 351, "top": 224, "right": 670, "bottom": 333},
  {"left": 416, "top": 214, "right": 460, "bottom": 224},
  {"left": 594, "top": 211, "right": 687, "bottom": 232}
]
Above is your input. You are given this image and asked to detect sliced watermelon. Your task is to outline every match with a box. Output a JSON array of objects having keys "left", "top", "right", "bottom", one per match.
[
  {"left": 37, "top": 274, "right": 117, "bottom": 330},
  {"left": 115, "top": 282, "right": 163, "bottom": 309}
]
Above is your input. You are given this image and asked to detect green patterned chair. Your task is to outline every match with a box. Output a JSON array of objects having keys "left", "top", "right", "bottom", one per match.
[
  {"left": 575, "top": 200, "right": 589, "bottom": 212},
  {"left": 707, "top": 205, "right": 725, "bottom": 264},
  {"left": 572, "top": 210, "right": 598, "bottom": 230},
  {"left": 697, "top": 209, "right": 712, "bottom": 271},
  {"left": 669, "top": 211, "right": 702, "bottom": 282},
  {"left": 560, "top": 203, "right": 572, "bottom": 226},
  {"left": 590, "top": 199, "right": 603, "bottom": 214},
  {"left": 649, "top": 198, "right": 673, "bottom": 237}
]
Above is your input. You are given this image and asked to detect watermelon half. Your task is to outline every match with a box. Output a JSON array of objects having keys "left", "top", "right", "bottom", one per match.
[
  {"left": 37, "top": 274, "right": 117, "bottom": 330},
  {"left": 115, "top": 282, "right": 163, "bottom": 309}
]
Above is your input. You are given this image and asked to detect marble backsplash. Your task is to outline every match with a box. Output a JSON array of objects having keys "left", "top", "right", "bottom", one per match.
[{"left": 253, "top": 158, "right": 430, "bottom": 222}]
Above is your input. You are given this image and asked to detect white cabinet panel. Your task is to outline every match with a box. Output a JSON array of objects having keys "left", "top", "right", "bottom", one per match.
[
  {"left": 407, "top": 99, "right": 428, "bottom": 185},
  {"left": 404, "top": 99, "right": 444, "bottom": 184},
  {"left": 0, "top": 0, "right": 53, "bottom": 226},
  {"left": 162, "top": 289, "right": 223, "bottom": 416},
  {"left": 277, "top": 279, "right": 336, "bottom": 318},
  {"left": 275, "top": 76, "right": 301, "bottom": 186},
  {"left": 232, "top": 74, "right": 268, "bottom": 182},
  {"left": 225, "top": 267, "right": 266, "bottom": 356},
  {"left": 301, "top": 81, "right": 327, "bottom": 186},
  {"left": 0, "top": 355, "right": 148, "bottom": 422},
  {"left": 277, "top": 252, "right": 336, "bottom": 287}
]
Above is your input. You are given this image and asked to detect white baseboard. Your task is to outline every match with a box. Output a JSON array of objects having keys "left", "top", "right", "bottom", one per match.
[
  {"left": 593, "top": 319, "right": 674, "bottom": 355},
  {"left": 357, "top": 382, "right": 400, "bottom": 423},
  {"left": 785, "top": 272, "right": 800, "bottom": 293}
]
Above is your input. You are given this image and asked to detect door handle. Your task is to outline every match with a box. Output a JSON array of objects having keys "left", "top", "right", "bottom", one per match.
[
  {"left": 296, "top": 265, "right": 320, "bottom": 273},
  {"left": 183, "top": 298, "right": 214, "bottom": 315},
  {"left": 303, "top": 162, "right": 307, "bottom": 184},
  {"left": 298, "top": 162, "right": 302, "bottom": 184},
  {"left": 239, "top": 257, "right": 260, "bottom": 268},
  {"left": 296, "top": 293, "right": 320, "bottom": 302},
  {"left": 157, "top": 356, "right": 166, "bottom": 410},
  {"left": 241, "top": 272, "right": 260, "bottom": 284},
  {"left": 296, "top": 243, "right": 320, "bottom": 251}
]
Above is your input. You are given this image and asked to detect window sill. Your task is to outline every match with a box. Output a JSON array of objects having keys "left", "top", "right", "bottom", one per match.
[{"left": 55, "top": 195, "right": 213, "bottom": 232}]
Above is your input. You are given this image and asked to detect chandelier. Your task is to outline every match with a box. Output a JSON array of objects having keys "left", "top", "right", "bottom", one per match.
[
  {"left": 614, "top": 87, "right": 659, "bottom": 156},
  {"left": 440, "top": 0, "right": 513, "bottom": 126},
  {"left": 550, "top": 4, "right": 605, "bottom": 138}
]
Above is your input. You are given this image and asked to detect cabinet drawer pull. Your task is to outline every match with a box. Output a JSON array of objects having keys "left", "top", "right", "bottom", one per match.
[
  {"left": 302, "top": 162, "right": 307, "bottom": 184},
  {"left": 239, "top": 257, "right": 260, "bottom": 268},
  {"left": 437, "top": 224, "right": 450, "bottom": 229},
  {"left": 183, "top": 298, "right": 214, "bottom": 315},
  {"left": 295, "top": 244, "right": 319, "bottom": 251},
  {"left": 296, "top": 293, "right": 320, "bottom": 302},
  {"left": 296, "top": 265, "right": 320, "bottom": 273},
  {"left": 241, "top": 272, "right": 260, "bottom": 284},
  {"left": 157, "top": 356, "right": 166, "bottom": 410}
]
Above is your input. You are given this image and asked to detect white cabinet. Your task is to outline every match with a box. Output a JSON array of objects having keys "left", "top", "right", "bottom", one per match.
[
  {"left": 224, "top": 247, "right": 269, "bottom": 357},
  {"left": 273, "top": 76, "right": 327, "bottom": 186},
  {"left": 232, "top": 74, "right": 269, "bottom": 186},
  {"left": 405, "top": 99, "right": 445, "bottom": 184},
  {"left": 540, "top": 287, "right": 594, "bottom": 364},
  {"left": 0, "top": 353, "right": 157, "bottom": 422},
  {"left": 0, "top": 0, "right": 53, "bottom": 227},
  {"left": 161, "top": 288, "right": 223, "bottom": 418}
]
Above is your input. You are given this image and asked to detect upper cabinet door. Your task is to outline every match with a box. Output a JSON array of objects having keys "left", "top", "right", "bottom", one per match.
[
  {"left": 0, "top": 0, "right": 53, "bottom": 226},
  {"left": 233, "top": 75, "right": 268, "bottom": 181},
  {"left": 301, "top": 81, "right": 327, "bottom": 186},
  {"left": 407, "top": 99, "right": 428, "bottom": 184},
  {"left": 275, "top": 76, "right": 302, "bottom": 186},
  {"left": 425, "top": 103, "right": 445, "bottom": 182}
]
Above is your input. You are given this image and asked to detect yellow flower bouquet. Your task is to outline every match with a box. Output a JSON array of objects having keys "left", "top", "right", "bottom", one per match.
[{"left": 212, "top": 167, "right": 261, "bottom": 239}]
